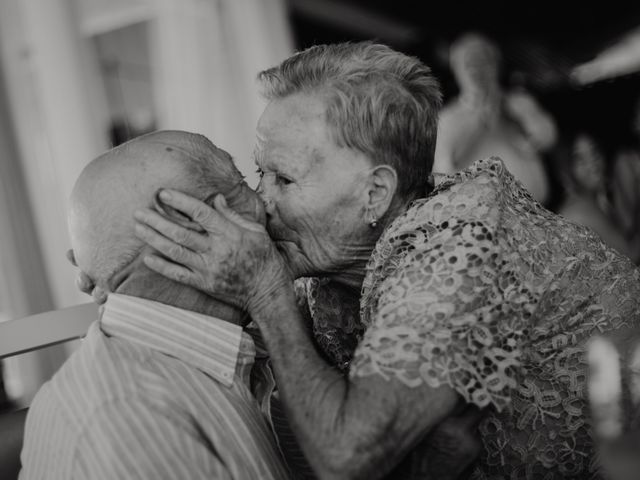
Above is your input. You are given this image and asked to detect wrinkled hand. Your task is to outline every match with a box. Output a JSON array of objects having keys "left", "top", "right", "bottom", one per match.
[
  {"left": 588, "top": 335, "right": 640, "bottom": 480},
  {"left": 66, "top": 249, "right": 108, "bottom": 304},
  {"left": 391, "top": 405, "right": 484, "bottom": 479},
  {"left": 133, "top": 190, "right": 291, "bottom": 313}
]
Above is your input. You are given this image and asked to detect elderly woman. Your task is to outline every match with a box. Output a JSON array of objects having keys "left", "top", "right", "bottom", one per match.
[{"left": 132, "top": 42, "right": 640, "bottom": 479}]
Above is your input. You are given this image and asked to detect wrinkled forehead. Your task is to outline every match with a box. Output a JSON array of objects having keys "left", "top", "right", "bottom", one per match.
[
  {"left": 255, "top": 95, "right": 331, "bottom": 176},
  {"left": 254, "top": 132, "right": 327, "bottom": 180}
]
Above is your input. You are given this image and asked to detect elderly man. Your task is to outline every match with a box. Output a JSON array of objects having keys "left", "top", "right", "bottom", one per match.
[{"left": 19, "top": 130, "right": 288, "bottom": 480}]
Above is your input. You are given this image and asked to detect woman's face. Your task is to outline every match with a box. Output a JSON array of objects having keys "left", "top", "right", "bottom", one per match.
[{"left": 254, "top": 93, "right": 375, "bottom": 279}]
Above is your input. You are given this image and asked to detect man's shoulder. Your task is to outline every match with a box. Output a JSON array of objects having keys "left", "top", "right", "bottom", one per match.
[{"left": 35, "top": 323, "right": 157, "bottom": 421}]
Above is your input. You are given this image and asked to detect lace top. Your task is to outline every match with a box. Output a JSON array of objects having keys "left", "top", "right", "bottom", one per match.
[{"left": 296, "top": 157, "right": 640, "bottom": 479}]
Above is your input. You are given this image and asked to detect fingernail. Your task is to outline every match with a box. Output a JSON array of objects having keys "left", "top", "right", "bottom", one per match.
[
  {"left": 143, "top": 255, "right": 157, "bottom": 268},
  {"left": 217, "top": 194, "right": 227, "bottom": 207},
  {"left": 159, "top": 189, "right": 172, "bottom": 201}
]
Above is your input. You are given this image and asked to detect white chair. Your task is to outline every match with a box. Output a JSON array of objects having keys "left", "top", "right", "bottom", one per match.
[
  {"left": 0, "top": 303, "right": 98, "bottom": 359},
  {"left": 0, "top": 302, "right": 98, "bottom": 480}
]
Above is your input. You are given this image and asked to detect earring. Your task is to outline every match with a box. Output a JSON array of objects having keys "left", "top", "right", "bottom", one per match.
[{"left": 365, "top": 209, "right": 378, "bottom": 228}]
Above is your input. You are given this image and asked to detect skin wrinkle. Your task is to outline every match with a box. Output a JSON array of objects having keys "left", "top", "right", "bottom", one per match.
[{"left": 255, "top": 93, "right": 379, "bottom": 288}]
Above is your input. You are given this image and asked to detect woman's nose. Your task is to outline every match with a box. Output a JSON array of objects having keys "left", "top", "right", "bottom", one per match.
[{"left": 256, "top": 180, "right": 274, "bottom": 214}]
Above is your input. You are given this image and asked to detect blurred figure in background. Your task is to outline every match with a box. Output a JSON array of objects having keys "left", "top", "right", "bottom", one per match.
[
  {"left": 557, "top": 132, "right": 635, "bottom": 260},
  {"left": 610, "top": 95, "right": 640, "bottom": 263},
  {"left": 434, "top": 32, "right": 554, "bottom": 204}
]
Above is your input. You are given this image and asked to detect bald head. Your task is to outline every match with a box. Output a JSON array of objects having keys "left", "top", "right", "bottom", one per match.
[{"left": 69, "top": 130, "right": 263, "bottom": 293}]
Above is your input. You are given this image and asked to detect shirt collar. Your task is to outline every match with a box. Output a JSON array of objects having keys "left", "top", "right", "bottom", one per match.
[{"left": 100, "top": 294, "right": 254, "bottom": 387}]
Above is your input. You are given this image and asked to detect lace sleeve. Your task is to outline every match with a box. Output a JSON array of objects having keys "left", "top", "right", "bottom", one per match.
[
  {"left": 351, "top": 218, "right": 524, "bottom": 412},
  {"left": 293, "top": 278, "right": 314, "bottom": 329}
]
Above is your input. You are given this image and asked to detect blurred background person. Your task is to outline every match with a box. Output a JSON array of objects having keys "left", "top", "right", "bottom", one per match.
[
  {"left": 556, "top": 132, "right": 634, "bottom": 259},
  {"left": 434, "top": 32, "right": 554, "bottom": 204},
  {"left": 609, "top": 94, "right": 640, "bottom": 263}
]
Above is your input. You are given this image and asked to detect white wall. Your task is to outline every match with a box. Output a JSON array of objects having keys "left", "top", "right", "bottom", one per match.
[{"left": 150, "top": 0, "right": 294, "bottom": 188}]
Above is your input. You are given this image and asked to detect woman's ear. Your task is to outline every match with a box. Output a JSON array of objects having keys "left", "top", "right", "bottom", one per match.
[{"left": 366, "top": 165, "right": 398, "bottom": 219}]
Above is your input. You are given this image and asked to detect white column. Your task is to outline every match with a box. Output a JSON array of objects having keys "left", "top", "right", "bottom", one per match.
[
  {"left": 0, "top": 0, "right": 109, "bottom": 309},
  {"left": 150, "top": 0, "right": 294, "bottom": 188},
  {"left": 221, "top": 0, "right": 295, "bottom": 147},
  {"left": 0, "top": 48, "right": 67, "bottom": 409}
]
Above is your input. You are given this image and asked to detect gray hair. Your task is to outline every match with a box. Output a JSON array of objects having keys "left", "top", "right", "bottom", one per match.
[{"left": 258, "top": 41, "right": 442, "bottom": 201}]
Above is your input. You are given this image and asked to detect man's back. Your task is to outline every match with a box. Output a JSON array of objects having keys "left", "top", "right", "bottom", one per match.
[{"left": 20, "top": 294, "right": 288, "bottom": 480}]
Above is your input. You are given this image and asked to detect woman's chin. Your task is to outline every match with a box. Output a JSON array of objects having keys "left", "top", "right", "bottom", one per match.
[{"left": 274, "top": 241, "right": 308, "bottom": 279}]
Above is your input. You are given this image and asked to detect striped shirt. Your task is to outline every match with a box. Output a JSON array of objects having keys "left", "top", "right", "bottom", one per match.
[{"left": 19, "top": 294, "right": 290, "bottom": 480}]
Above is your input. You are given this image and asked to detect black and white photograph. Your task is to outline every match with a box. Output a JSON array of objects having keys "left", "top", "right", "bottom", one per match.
[{"left": 1, "top": 1, "right": 640, "bottom": 479}]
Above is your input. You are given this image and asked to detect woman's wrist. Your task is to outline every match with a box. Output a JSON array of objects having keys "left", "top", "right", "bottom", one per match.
[{"left": 246, "top": 257, "right": 295, "bottom": 317}]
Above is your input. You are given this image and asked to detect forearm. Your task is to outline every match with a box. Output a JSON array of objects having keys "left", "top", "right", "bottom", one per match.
[
  {"left": 250, "top": 284, "right": 359, "bottom": 478},
  {"left": 249, "top": 284, "right": 454, "bottom": 480}
]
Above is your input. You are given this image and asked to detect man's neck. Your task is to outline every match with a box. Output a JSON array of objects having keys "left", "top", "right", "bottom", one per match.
[{"left": 116, "top": 273, "right": 246, "bottom": 327}]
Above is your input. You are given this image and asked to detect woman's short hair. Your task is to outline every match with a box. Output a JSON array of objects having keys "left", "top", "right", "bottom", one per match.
[{"left": 258, "top": 41, "right": 442, "bottom": 201}]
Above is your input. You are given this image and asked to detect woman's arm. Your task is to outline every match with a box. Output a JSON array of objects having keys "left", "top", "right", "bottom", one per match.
[
  {"left": 250, "top": 282, "right": 459, "bottom": 480},
  {"left": 133, "top": 191, "right": 463, "bottom": 480}
]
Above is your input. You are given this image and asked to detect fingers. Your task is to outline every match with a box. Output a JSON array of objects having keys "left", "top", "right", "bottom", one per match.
[
  {"left": 69, "top": 249, "right": 100, "bottom": 298},
  {"left": 213, "top": 195, "right": 266, "bottom": 233},
  {"left": 75, "top": 272, "right": 95, "bottom": 295},
  {"left": 157, "top": 189, "right": 224, "bottom": 231},
  {"left": 143, "top": 254, "right": 197, "bottom": 287},
  {"left": 134, "top": 208, "right": 210, "bottom": 252},
  {"left": 92, "top": 286, "right": 108, "bottom": 305},
  {"left": 134, "top": 222, "right": 202, "bottom": 268},
  {"left": 66, "top": 249, "right": 77, "bottom": 267},
  {"left": 588, "top": 336, "right": 623, "bottom": 440}
]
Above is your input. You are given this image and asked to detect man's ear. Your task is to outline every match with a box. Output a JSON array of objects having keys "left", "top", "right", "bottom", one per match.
[
  {"left": 366, "top": 164, "right": 398, "bottom": 219},
  {"left": 211, "top": 188, "right": 267, "bottom": 227},
  {"left": 153, "top": 190, "right": 205, "bottom": 233}
]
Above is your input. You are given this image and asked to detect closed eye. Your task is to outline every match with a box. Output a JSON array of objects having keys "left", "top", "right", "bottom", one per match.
[{"left": 276, "top": 174, "right": 293, "bottom": 186}]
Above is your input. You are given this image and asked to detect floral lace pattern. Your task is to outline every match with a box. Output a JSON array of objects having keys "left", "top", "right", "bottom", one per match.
[
  {"left": 294, "top": 277, "right": 364, "bottom": 371},
  {"left": 301, "top": 158, "right": 640, "bottom": 479}
]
